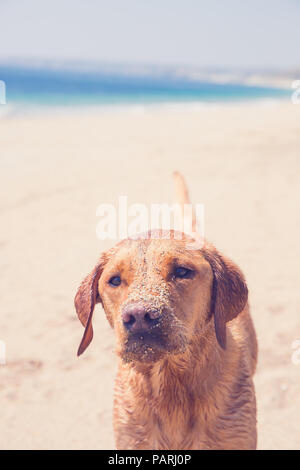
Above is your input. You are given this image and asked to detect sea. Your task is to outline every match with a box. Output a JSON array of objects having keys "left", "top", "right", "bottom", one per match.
[{"left": 0, "top": 63, "right": 290, "bottom": 116}]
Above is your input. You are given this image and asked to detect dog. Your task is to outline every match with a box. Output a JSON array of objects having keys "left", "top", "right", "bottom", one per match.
[{"left": 75, "top": 173, "right": 257, "bottom": 450}]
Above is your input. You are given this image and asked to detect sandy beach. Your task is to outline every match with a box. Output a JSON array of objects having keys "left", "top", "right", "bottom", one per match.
[{"left": 0, "top": 100, "right": 299, "bottom": 449}]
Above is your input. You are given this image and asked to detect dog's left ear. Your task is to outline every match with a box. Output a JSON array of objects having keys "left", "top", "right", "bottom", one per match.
[
  {"left": 74, "top": 256, "right": 106, "bottom": 356},
  {"left": 203, "top": 245, "right": 248, "bottom": 349}
]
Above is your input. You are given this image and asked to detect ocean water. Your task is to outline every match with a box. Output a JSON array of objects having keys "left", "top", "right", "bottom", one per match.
[{"left": 0, "top": 64, "right": 290, "bottom": 113}]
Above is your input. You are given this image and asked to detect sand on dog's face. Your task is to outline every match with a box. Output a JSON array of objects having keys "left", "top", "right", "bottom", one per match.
[{"left": 98, "top": 234, "right": 213, "bottom": 363}]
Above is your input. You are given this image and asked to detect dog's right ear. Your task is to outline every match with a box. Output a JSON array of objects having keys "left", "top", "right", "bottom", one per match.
[{"left": 74, "top": 256, "right": 106, "bottom": 356}]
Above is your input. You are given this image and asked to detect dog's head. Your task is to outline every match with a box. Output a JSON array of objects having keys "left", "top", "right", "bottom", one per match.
[{"left": 75, "top": 230, "right": 248, "bottom": 363}]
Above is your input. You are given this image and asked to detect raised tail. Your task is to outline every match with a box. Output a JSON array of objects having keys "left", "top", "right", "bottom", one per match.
[{"left": 173, "top": 171, "right": 196, "bottom": 232}]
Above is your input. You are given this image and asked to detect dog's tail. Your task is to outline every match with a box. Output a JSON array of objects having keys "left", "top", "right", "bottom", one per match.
[{"left": 173, "top": 171, "right": 196, "bottom": 232}]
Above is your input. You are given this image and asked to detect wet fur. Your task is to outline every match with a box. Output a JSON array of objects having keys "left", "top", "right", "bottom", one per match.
[{"left": 75, "top": 179, "right": 257, "bottom": 450}]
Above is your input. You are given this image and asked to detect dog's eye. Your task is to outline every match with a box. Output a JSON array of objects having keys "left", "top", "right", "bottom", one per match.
[
  {"left": 173, "top": 267, "right": 194, "bottom": 279},
  {"left": 108, "top": 275, "right": 121, "bottom": 287}
]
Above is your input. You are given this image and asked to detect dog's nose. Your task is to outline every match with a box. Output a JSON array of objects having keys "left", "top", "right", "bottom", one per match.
[{"left": 122, "top": 303, "right": 161, "bottom": 332}]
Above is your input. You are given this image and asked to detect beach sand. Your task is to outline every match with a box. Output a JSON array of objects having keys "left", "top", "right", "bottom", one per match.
[{"left": 0, "top": 101, "right": 299, "bottom": 449}]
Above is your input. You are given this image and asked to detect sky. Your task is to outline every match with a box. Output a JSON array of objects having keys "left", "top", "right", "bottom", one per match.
[{"left": 0, "top": 0, "right": 299, "bottom": 69}]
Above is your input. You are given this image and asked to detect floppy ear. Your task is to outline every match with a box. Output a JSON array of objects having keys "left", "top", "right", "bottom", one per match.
[
  {"left": 74, "top": 256, "right": 106, "bottom": 356},
  {"left": 203, "top": 246, "right": 248, "bottom": 349}
]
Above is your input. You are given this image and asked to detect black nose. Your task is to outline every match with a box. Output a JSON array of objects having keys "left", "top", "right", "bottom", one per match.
[{"left": 122, "top": 303, "right": 161, "bottom": 332}]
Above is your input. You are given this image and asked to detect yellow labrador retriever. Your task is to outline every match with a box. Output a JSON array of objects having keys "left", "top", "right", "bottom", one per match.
[{"left": 75, "top": 173, "right": 257, "bottom": 450}]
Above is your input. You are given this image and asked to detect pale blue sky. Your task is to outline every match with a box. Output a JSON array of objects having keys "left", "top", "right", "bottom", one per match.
[{"left": 0, "top": 0, "right": 299, "bottom": 68}]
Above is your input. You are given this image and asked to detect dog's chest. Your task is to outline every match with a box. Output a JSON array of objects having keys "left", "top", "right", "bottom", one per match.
[
  {"left": 114, "top": 370, "right": 206, "bottom": 449},
  {"left": 146, "top": 408, "right": 202, "bottom": 450},
  {"left": 144, "top": 371, "right": 208, "bottom": 449}
]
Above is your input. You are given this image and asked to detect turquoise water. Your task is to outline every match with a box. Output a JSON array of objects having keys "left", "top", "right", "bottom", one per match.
[{"left": 0, "top": 64, "right": 290, "bottom": 109}]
